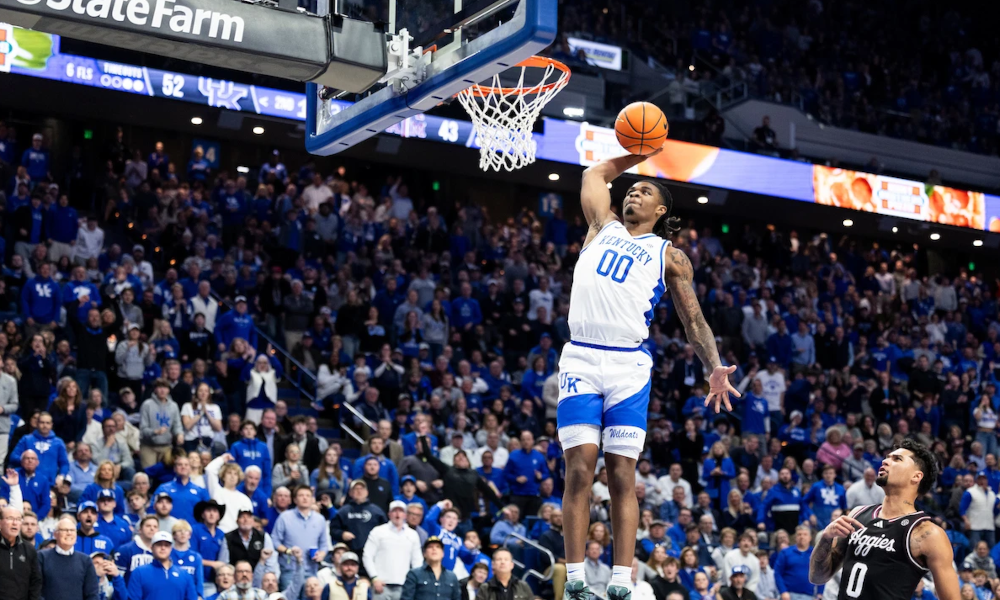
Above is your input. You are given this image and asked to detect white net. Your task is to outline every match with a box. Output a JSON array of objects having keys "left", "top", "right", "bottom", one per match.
[{"left": 456, "top": 57, "right": 570, "bottom": 172}]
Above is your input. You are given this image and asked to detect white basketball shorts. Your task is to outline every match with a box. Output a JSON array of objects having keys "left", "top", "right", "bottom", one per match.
[{"left": 556, "top": 340, "right": 653, "bottom": 459}]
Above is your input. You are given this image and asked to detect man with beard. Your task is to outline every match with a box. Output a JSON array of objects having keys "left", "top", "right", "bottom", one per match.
[
  {"left": 810, "top": 440, "right": 959, "bottom": 600},
  {"left": 757, "top": 468, "right": 801, "bottom": 535}
]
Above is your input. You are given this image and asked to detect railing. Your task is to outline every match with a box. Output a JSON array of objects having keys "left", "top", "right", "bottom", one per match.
[
  {"left": 502, "top": 532, "right": 555, "bottom": 582},
  {"left": 209, "top": 291, "right": 375, "bottom": 444}
]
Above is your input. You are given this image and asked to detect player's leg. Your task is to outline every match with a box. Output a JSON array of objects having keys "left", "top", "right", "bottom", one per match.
[
  {"left": 556, "top": 344, "right": 604, "bottom": 600},
  {"left": 605, "top": 452, "right": 640, "bottom": 571},
  {"left": 601, "top": 355, "right": 654, "bottom": 600},
  {"left": 559, "top": 431, "right": 600, "bottom": 600}
]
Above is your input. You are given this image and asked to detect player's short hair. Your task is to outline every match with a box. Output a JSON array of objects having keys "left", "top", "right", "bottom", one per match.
[{"left": 894, "top": 438, "right": 937, "bottom": 495}]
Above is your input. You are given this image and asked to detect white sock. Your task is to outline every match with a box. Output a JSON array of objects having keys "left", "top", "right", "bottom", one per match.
[
  {"left": 610, "top": 566, "right": 632, "bottom": 589},
  {"left": 567, "top": 562, "right": 586, "bottom": 583}
]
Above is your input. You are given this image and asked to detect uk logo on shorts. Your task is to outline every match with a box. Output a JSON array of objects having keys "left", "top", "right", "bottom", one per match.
[{"left": 559, "top": 373, "right": 581, "bottom": 393}]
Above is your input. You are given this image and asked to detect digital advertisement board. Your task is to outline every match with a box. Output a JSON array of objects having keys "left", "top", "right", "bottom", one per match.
[{"left": 3, "top": 23, "right": 999, "bottom": 234}]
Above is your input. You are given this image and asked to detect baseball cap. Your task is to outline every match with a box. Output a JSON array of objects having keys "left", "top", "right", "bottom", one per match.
[
  {"left": 77, "top": 501, "right": 98, "bottom": 513},
  {"left": 235, "top": 295, "right": 247, "bottom": 303},
  {"left": 977, "top": 470, "right": 988, "bottom": 479},
  {"left": 90, "top": 551, "right": 112, "bottom": 560},
  {"left": 731, "top": 565, "right": 750, "bottom": 577},
  {"left": 650, "top": 520, "right": 666, "bottom": 528},
  {"left": 32, "top": 133, "right": 43, "bottom": 141},
  {"left": 133, "top": 244, "right": 145, "bottom": 253},
  {"left": 401, "top": 475, "right": 417, "bottom": 485},
  {"left": 340, "top": 552, "right": 360, "bottom": 564},
  {"left": 332, "top": 542, "right": 350, "bottom": 552},
  {"left": 389, "top": 500, "right": 407, "bottom": 512},
  {"left": 424, "top": 536, "right": 445, "bottom": 550},
  {"left": 97, "top": 488, "right": 116, "bottom": 500},
  {"left": 768, "top": 356, "right": 778, "bottom": 363},
  {"left": 151, "top": 531, "right": 173, "bottom": 546},
  {"left": 349, "top": 480, "right": 367, "bottom": 490},
  {"left": 155, "top": 491, "right": 173, "bottom": 502}
]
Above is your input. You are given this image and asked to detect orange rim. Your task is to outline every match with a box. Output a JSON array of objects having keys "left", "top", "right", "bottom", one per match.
[{"left": 459, "top": 56, "right": 571, "bottom": 97}]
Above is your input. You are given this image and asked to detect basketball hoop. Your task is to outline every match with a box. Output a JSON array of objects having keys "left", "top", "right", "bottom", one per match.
[{"left": 456, "top": 56, "right": 571, "bottom": 172}]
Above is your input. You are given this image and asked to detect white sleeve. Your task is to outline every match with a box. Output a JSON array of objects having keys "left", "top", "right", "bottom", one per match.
[{"left": 8, "top": 482, "right": 23, "bottom": 512}]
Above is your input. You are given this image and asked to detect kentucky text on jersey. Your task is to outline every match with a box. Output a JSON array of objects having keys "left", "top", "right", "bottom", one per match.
[{"left": 595, "top": 236, "right": 655, "bottom": 265}]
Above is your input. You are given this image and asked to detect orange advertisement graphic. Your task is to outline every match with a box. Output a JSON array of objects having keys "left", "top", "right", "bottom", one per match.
[
  {"left": 813, "top": 166, "right": 985, "bottom": 229},
  {"left": 575, "top": 123, "right": 720, "bottom": 181}
]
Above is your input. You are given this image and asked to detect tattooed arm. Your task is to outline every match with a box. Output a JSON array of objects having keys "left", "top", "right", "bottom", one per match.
[
  {"left": 809, "top": 534, "right": 849, "bottom": 585},
  {"left": 911, "top": 521, "right": 960, "bottom": 600},
  {"left": 664, "top": 246, "right": 739, "bottom": 412}
]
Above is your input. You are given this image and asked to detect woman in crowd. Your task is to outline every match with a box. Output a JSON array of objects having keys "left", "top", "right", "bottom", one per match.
[
  {"left": 181, "top": 382, "right": 224, "bottom": 453},
  {"left": 719, "top": 490, "right": 754, "bottom": 532},
  {"left": 678, "top": 547, "right": 707, "bottom": 590},
  {"left": 272, "top": 443, "right": 307, "bottom": 490},
  {"left": 205, "top": 453, "right": 254, "bottom": 533},
  {"left": 242, "top": 349, "right": 283, "bottom": 423},
  {"left": 115, "top": 324, "right": 152, "bottom": 399},
  {"left": 311, "top": 446, "right": 349, "bottom": 507},
  {"left": 587, "top": 521, "right": 613, "bottom": 566},
  {"left": 702, "top": 441, "right": 736, "bottom": 511},
  {"left": 816, "top": 427, "right": 851, "bottom": 472},
  {"left": 189, "top": 451, "right": 209, "bottom": 489},
  {"left": 421, "top": 299, "right": 449, "bottom": 359},
  {"left": 50, "top": 376, "right": 87, "bottom": 450},
  {"left": 80, "top": 460, "right": 126, "bottom": 515}
]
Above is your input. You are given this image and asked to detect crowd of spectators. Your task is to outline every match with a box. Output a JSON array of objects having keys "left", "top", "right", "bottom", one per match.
[
  {"left": 559, "top": 0, "right": 1000, "bottom": 157},
  {"left": 4, "top": 114, "right": 1000, "bottom": 600}
]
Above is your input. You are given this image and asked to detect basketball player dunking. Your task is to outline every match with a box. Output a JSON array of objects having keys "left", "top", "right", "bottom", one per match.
[
  {"left": 810, "top": 439, "right": 959, "bottom": 600},
  {"left": 557, "top": 151, "right": 739, "bottom": 600}
]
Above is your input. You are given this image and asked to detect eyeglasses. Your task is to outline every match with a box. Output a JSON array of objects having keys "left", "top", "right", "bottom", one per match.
[
  {"left": 2, "top": 517, "right": 23, "bottom": 523},
  {"left": 56, "top": 528, "right": 77, "bottom": 533}
]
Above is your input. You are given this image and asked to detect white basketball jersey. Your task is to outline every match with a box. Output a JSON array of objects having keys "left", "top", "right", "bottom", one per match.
[{"left": 569, "top": 220, "right": 670, "bottom": 347}]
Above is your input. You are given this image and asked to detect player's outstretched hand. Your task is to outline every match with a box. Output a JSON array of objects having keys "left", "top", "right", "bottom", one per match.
[
  {"left": 704, "top": 365, "right": 740, "bottom": 413},
  {"left": 821, "top": 515, "right": 864, "bottom": 540}
]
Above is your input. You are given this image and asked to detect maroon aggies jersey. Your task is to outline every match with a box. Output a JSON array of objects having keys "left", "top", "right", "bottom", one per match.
[{"left": 836, "top": 504, "right": 930, "bottom": 600}]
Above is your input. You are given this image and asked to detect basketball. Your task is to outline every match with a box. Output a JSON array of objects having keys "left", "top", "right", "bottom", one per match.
[{"left": 615, "top": 102, "right": 669, "bottom": 155}]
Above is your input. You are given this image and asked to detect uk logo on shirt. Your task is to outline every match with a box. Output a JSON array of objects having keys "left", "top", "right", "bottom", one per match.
[
  {"left": 35, "top": 284, "right": 52, "bottom": 298},
  {"left": 820, "top": 487, "right": 840, "bottom": 505}
]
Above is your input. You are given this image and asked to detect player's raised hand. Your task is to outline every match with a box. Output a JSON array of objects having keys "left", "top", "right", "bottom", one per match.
[
  {"left": 704, "top": 365, "right": 740, "bottom": 413},
  {"left": 821, "top": 515, "right": 864, "bottom": 540}
]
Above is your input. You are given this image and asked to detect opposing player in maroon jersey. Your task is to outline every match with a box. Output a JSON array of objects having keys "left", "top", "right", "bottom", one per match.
[{"left": 809, "top": 439, "right": 959, "bottom": 600}]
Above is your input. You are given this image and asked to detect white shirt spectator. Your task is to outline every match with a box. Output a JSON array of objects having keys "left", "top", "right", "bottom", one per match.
[
  {"left": 528, "top": 287, "right": 553, "bottom": 321},
  {"left": 592, "top": 480, "right": 611, "bottom": 503},
  {"left": 754, "top": 370, "right": 787, "bottom": 412},
  {"left": 845, "top": 479, "right": 886, "bottom": 509},
  {"left": 190, "top": 294, "right": 219, "bottom": 332},
  {"left": 656, "top": 474, "right": 693, "bottom": 507},
  {"left": 302, "top": 182, "right": 334, "bottom": 213},
  {"left": 471, "top": 445, "right": 509, "bottom": 469},
  {"left": 722, "top": 548, "right": 761, "bottom": 595},
  {"left": 75, "top": 223, "right": 105, "bottom": 262},
  {"left": 181, "top": 402, "right": 223, "bottom": 442},
  {"left": 361, "top": 520, "right": 423, "bottom": 585}
]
